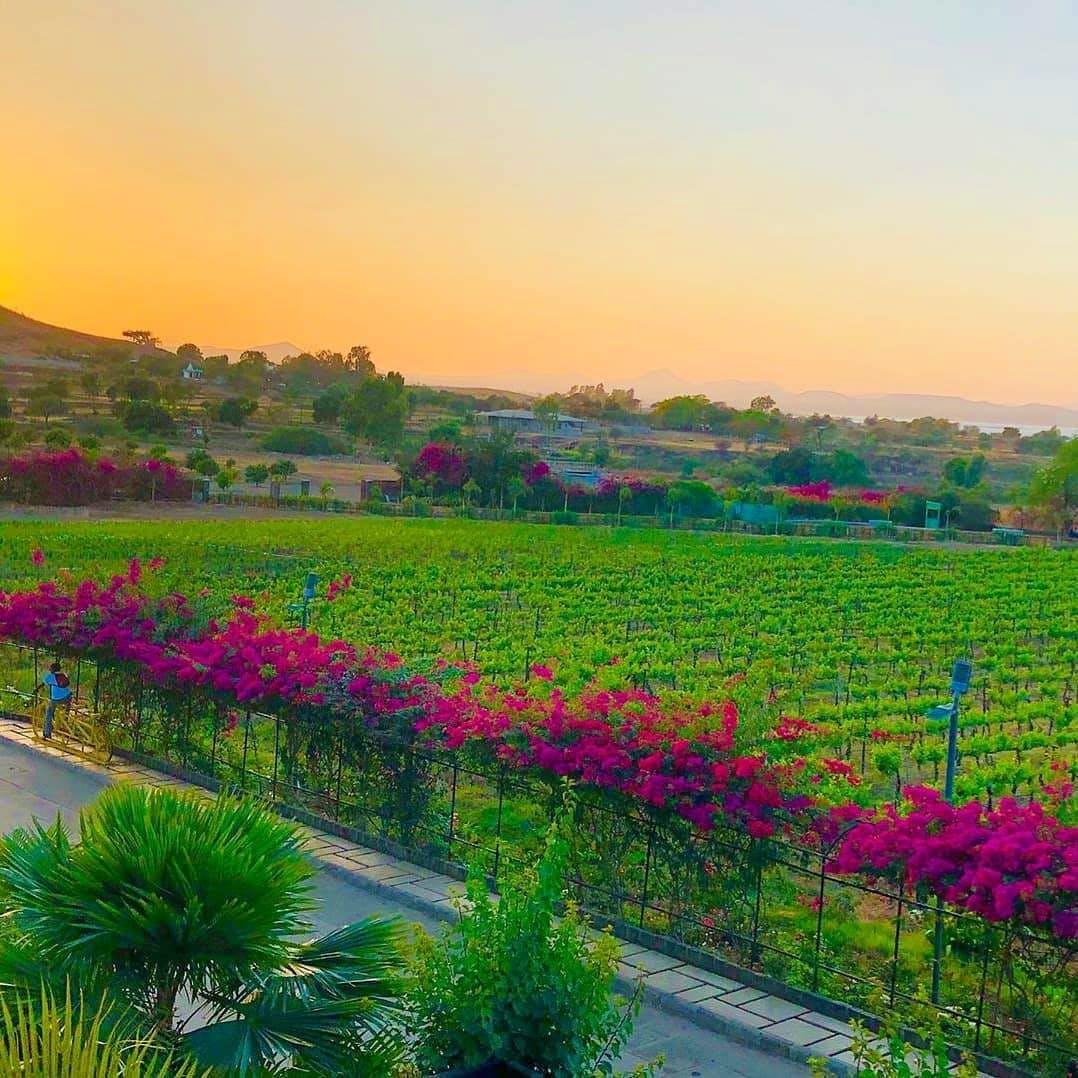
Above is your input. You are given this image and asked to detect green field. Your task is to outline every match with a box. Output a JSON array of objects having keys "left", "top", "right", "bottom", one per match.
[{"left": 2, "top": 516, "right": 1074, "bottom": 807}]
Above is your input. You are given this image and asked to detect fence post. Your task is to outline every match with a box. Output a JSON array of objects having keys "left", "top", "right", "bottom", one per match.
[
  {"left": 889, "top": 878, "right": 905, "bottom": 1007},
  {"left": 447, "top": 760, "right": 459, "bottom": 861},
  {"left": 491, "top": 766, "right": 506, "bottom": 881},
  {"left": 271, "top": 715, "right": 281, "bottom": 801},
  {"left": 240, "top": 710, "right": 252, "bottom": 788},
  {"left": 973, "top": 922, "right": 993, "bottom": 1052},
  {"left": 931, "top": 894, "right": 945, "bottom": 1004},
  {"left": 639, "top": 821, "right": 656, "bottom": 928},
  {"left": 750, "top": 854, "right": 764, "bottom": 966},
  {"left": 812, "top": 853, "right": 827, "bottom": 992}
]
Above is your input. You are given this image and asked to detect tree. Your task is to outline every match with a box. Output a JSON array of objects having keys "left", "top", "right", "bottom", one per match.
[
  {"left": 532, "top": 396, "right": 560, "bottom": 430},
  {"left": 214, "top": 467, "right": 237, "bottom": 493},
  {"left": 319, "top": 480, "right": 335, "bottom": 506},
  {"left": 244, "top": 463, "right": 270, "bottom": 487},
  {"left": 79, "top": 369, "right": 102, "bottom": 413},
  {"left": 749, "top": 394, "right": 777, "bottom": 413},
  {"left": 649, "top": 395, "right": 715, "bottom": 431},
  {"left": 347, "top": 344, "right": 376, "bottom": 376},
  {"left": 122, "top": 330, "right": 160, "bottom": 349},
  {"left": 0, "top": 784, "right": 409, "bottom": 1074},
  {"left": 768, "top": 447, "right": 814, "bottom": 485},
  {"left": 617, "top": 484, "right": 631, "bottom": 526},
  {"left": 1029, "top": 439, "right": 1078, "bottom": 537},
  {"left": 26, "top": 379, "right": 69, "bottom": 423},
  {"left": 217, "top": 397, "right": 257, "bottom": 427},
  {"left": 507, "top": 475, "right": 526, "bottom": 514},
  {"left": 312, "top": 383, "right": 349, "bottom": 425},
  {"left": 121, "top": 400, "right": 175, "bottom": 435},
  {"left": 340, "top": 373, "right": 409, "bottom": 447},
  {"left": 175, "top": 342, "right": 203, "bottom": 364},
  {"left": 269, "top": 458, "right": 298, "bottom": 481},
  {"left": 0, "top": 385, "right": 10, "bottom": 419}
]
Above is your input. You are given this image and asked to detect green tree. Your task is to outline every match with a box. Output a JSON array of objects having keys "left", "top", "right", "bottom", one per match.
[
  {"left": 244, "top": 463, "right": 270, "bottom": 487},
  {"left": 79, "top": 369, "right": 102, "bottom": 413},
  {"left": 0, "top": 386, "right": 10, "bottom": 420},
  {"left": 340, "top": 373, "right": 409, "bottom": 447},
  {"left": 507, "top": 474, "right": 526, "bottom": 514},
  {"left": 319, "top": 480, "right": 335, "bottom": 506},
  {"left": 26, "top": 379, "right": 69, "bottom": 423},
  {"left": 217, "top": 397, "right": 257, "bottom": 428},
  {"left": 1029, "top": 438, "right": 1078, "bottom": 537},
  {"left": 0, "top": 785, "right": 409, "bottom": 1075},
  {"left": 269, "top": 458, "right": 298, "bottom": 481},
  {"left": 312, "top": 384, "right": 349, "bottom": 425},
  {"left": 617, "top": 484, "right": 631, "bottom": 526}
]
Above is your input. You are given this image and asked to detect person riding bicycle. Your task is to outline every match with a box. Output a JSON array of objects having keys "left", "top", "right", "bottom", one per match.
[{"left": 41, "top": 661, "right": 72, "bottom": 739}]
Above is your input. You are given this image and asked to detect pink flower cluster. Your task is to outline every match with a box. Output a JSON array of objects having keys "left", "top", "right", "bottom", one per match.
[
  {"left": 0, "top": 450, "right": 191, "bottom": 506},
  {"left": 417, "top": 685, "right": 805, "bottom": 837},
  {"left": 413, "top": 443, "right": 465, "bottom": 488},
  {"left": 829, "top": 787, "right": 1078, "bottom": 938}
]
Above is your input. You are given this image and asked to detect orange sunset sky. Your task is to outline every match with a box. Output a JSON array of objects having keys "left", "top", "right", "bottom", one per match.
[{"left": 3, "top": 2, "right": 1076, "bottom": 404}]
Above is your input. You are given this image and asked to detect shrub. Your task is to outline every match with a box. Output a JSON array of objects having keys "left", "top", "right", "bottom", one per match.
[
  {"left": 260, "top": 426, "right": 348, "bottom": 456},
  {"left": 0, "top": 449, "right": 191, "bottom": 504},
  {"left": 120, "top": 400, "right": 175, "bottom": 435},
  {"left": 408, "top": 802, "right": 652, "bottom": 1077}
]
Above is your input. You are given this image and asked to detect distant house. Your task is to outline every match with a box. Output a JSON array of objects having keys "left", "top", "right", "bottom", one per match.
[
  {"left": 181, "top": 362, "right": 204, "bottom": 380},
  {"left": 476, "top": 409, "right": 588, "bottom": 437},
  {"left": 545, "top": 458, "right": 604, "bottom": 489}
]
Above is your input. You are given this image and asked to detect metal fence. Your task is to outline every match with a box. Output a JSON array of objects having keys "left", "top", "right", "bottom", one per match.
[{"left": 0, "top": 642, "right": 1072, "bottom": 1076}]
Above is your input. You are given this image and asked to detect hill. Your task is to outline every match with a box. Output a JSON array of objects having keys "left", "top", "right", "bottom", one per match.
[{"left": 0, "top": 305, "right": 171, "bottom": 360}]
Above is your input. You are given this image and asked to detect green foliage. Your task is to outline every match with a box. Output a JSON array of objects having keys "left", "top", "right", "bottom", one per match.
[
  {"left": 809, "top": 990, "right": 978, "bottom": 1077},
  {"left": 340, "top": 372, "right": 410, "bottom": 447},
  {"left": 216, "top": 397, "right": 258, "bottom": 428},
  {"left": 0, "top": 785, "right": 410, "bottom": 1075},
  {"left": 0, "top": 986, "right": 202, "bottom": 1077},
  {"left": 120, "top": 400, "right": 175, "bottom": 435},
  {"left": 244, "top": 463, "right": 271, "bottom": 486},
  {"left": 408, "top": 801, "right": 655, "bottom": 1077},
  {"left": 260, "top": 427, "right": 348, "bottom": 455}
]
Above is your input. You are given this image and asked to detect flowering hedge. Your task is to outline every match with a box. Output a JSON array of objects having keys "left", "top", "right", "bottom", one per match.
[
  {"left": 0, "top": 567, "right": 1074, "bottom": 938},
  {"left": 0, "top": 450, "right": 191, "bottom": 505}
]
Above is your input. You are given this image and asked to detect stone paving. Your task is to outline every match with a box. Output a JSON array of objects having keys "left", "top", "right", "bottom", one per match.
[{"left": 0, "top": 717, "right": 994, "bottom": 1076}]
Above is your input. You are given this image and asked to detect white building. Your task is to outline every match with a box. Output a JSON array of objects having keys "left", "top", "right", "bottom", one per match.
[{"left": 181, "top": 362, "right": 204, "bottom": 380}]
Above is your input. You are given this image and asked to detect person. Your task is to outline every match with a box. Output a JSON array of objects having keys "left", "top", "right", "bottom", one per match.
[{"left": 41, "top": 660, "right": 72, "bottom": 739}]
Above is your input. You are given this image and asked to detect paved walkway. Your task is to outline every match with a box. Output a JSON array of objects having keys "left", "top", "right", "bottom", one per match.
[{"left": 0, "top": 724, "right": 823, "bottom": 1076}]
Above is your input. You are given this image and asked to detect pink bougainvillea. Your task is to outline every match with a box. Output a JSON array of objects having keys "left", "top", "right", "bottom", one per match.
[{"left": 0, "top": 450, "right": 191, "bottom": 506}]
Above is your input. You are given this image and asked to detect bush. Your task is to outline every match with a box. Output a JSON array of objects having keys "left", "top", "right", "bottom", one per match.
[
  {"left": 120, "top": 400, "right": 175, "bottom": 435},
  {"left": 551, "top": 509, "right": 579, "bottom": 525},
  {"left": 408, "top": 802, "right": 652, "bottom": 1077},
  {"left": 260, "top": 426, "right": 348, "bottom": 456},
  {"left": 0, "top": 449, "right": 191, "bottom": 505},
  {"left": 42, "top": 427, "right": 71, "bottom": 449}
]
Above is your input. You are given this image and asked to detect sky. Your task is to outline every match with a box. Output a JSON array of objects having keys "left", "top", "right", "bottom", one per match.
[{"left": 3, "top": 1, "right": 1077, "bottom": 404}]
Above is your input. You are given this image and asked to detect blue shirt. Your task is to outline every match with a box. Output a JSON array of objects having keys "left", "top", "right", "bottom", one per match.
[{"left": 43, "top": 673, "right": 72, "bottom": 702}]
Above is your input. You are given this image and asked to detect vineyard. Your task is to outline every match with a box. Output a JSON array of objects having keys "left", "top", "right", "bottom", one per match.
[
  {"left": 0, "top": 516, "right": 1074, "bottom": 1072},
  {"left": 2, "top": 518, "right": 1073, "bottom": 808}
]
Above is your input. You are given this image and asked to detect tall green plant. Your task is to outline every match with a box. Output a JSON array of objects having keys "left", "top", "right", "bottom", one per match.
[
  {"left": 0, "top": 986, "right": 201, "bottom": 1077},
  {"left": 408, "top": 798, "right": 658, "bottom": 1077},
  {"left": 0, "top": 785, "right": 409, "bottom": 1075}
]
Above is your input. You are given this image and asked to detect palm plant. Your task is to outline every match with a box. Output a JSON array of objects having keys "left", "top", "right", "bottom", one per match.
[{"left": 0, "top": 785, "right": 409, "bottom": 1075}]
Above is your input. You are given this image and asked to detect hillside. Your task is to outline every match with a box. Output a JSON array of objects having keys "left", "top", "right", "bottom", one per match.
[{"left": 0, "top": 305, "right": 171, "bottom": 360}]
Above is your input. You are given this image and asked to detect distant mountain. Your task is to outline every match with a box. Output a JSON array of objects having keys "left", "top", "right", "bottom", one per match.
[
  {"left": 412, "top": 366, "right": 1078, "bottom": 429},
  {"left": 182, "top": 341, "right": 306, "bottom": 364},
  {"left": 0, "top": 304, "right": 172, "bottom": 359}
]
